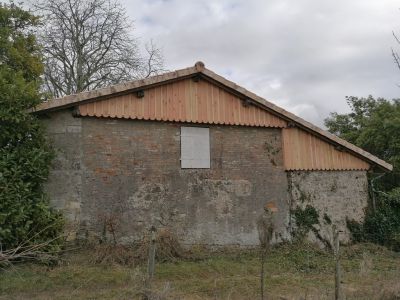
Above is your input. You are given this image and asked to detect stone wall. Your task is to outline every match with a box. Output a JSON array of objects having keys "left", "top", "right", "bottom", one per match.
[
  {"left": 287, "top": 170, "right": 369, "bottom": 245},
  {"left": 42, "top": 110, "right": 370, "bottom": 246},
  {"left": 40, "top": 110, "right": 83, "bottom": 240},
  {"left": 42, "top": 110, "right": 290, "bottom": 246}
]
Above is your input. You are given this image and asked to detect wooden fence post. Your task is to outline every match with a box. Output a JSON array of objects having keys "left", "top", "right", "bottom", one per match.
[
  {"left": 147, "top": 226, "right": 157, "bottom": 280},
  {"left": 333, "top": 225, "right": 341, "bottom": 300}
]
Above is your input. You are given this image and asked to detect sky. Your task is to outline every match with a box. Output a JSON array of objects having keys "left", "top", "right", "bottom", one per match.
[{"left": 121, "top": 0, "right": 400, "bottom": 126}]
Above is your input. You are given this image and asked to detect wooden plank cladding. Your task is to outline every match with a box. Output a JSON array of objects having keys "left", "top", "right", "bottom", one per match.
[
  {"left": 78, "top": 78, "right": 287, "bottom": 128},
  {"left": 282, "top": 128, "right": 370, "bottom": 171}
]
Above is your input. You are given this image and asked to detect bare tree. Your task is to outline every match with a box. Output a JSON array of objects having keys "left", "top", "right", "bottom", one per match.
[
  {"left": 35, "top": 0, "right": 164, "bottom": 98},
  {"left": 392, "top": 31, "right": 400, "bottom": 73}
]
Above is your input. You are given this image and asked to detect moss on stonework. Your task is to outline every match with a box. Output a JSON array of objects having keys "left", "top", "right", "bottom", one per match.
[
  {"left": 292, "top": 205, "right": 319, "bottom": 240},
  {"left": 293, "top": 205, "right": 319, "bottom": 231}
]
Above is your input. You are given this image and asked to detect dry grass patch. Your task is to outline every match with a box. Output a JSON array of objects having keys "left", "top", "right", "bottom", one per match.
[{"left": 0, "top": 242, "right": 399, "bottom": 299}]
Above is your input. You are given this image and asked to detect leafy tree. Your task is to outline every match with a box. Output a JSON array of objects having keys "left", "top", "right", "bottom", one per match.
[
  {"left": 326, "top": 96, "right": 400, "bottom": 249},
  {"left": 325, "top": 96, "right": 400, "bottom": 191},
  {"left": 35, "top": 0, "right": 165, "bottom": 98},
  {"left": 0, "top": 2, "right": 63, "bottom": 251}
]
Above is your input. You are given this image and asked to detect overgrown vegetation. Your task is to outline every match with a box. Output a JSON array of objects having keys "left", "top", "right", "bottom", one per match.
[
  {"left": 292, "top": 205, "right": 319, "bottom": 238},
  {"left": 325, "top": 96, "right": 400, "bottom": 250},
  {"left": 1, "top": 243, "right": 399, "bottom": 299},
  {"left": 91, "top": 228, "right": 184, "bottom": 266},
  {"left": 0, "top": 2, "right": 63, "bottom": 253},
  {"left": 347, "top": 188, "right": 400, "bottom": 251}
]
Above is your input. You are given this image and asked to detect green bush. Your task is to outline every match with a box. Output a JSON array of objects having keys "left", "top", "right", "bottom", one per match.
[
  {"left": 0, "top": 3, "right": 63, "bottom": 251},
  {"left": 347, "top": 188, "right": 400, "bottom": 251}
]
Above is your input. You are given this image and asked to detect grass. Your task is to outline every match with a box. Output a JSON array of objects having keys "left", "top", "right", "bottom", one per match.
[{"left": 1, "top": 242, "right": 400, "bottom": 299}]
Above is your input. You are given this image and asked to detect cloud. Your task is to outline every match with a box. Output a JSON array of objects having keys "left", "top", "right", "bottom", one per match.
[{"left": 123, "top": 0, "right": 399, "bottom": 126}]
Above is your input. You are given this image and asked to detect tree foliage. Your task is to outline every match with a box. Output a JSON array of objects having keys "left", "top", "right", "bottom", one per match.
[
  {"left": 325, "top": 96, "right": 400, "bottom": 190},
  {"left": 0, "top": 2, "right": 63, "bottom": 250},
  {"left": 326, "top": 96, "right": 400, "bottom": 249},
  {"left": 35, "top": 0, "right": 165, "bottom": 98},
  {"left": 347, "top": 188, "right": 400, "bottom": 251}
]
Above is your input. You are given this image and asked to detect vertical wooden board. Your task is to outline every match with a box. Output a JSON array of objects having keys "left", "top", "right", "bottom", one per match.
[
  {"left": 292, "top": 128, "right": 300, "bottom": 169},
  {"left": 315, "top": 135, "right": 324, "bottom": 169},
  {"left": 244, "top": 103, "right": 250, "bottom": 125},
  {"left": 260, "top": 106, "right": 267, "bottom": 127},
  {"left": 153, "top": 85, "right": 160, "bottom": 120},
  {"left": 176, "top": 80, "right": 183, "bottom": 121},
  {"left": 308, "top": 134, "right": 314, "bottom": 169},
  {"left": 121, "top": 94, "right": 129, "bottom": 119},
  {"left": 311, "top": 134, "right": 318, "bottom": 169},
  {"left": 217, "top": 87, "right": 226, "bottom": 124},
  {"left": 197, "top": 80, "right": 205, "bottom": 123},
  {"left": 321, "top": 138, "right": 329, "bottom": 170},
  {"left": 99, "top": 100, "right": 105, "bottom": 117},
  {"left": 248, "top": 105, "right": 255, "bottom": 126},
  {"left": 282, "top": 129, "right": 287, "bottom": 168},
  {"left": 224, "top": 92, "right": 231, "bottom": 124},
  {"left": 161, "top": 84, "right": 167, "bottom": 120},
  {"left": 166, "top": 83, "right": 173, "bottom": 121},
  {"left": 327, "top": 145, "right": 334, "bottom": 170},
  {"left": 282, "top": 129, "right": 291, "bottom": 169},
  {"left": 187, "top": 80, "right": 194, "bottom": 122},
  {"left": 204, "top": 82, "right": 211, "bottom": 124},
  {"left": 80, "top": 103, "right": 87, "bottom": 116},
  {"left": 225, "top": 89, "right": 232, "bottom": 124},
  {"left": 337, "top": 150, "right": 344, "bottom": 170},
  {"left": 191, "top": 79, "right": 198, "bottom": 122},
  {"left": 93, "top": 100, "right": 99, "bottom": 117},
  {"left": 88, "top": 102, "right": 94, "bottom": 116},
  {"left": 148, "top": 89, "right": 155, "bottom": 119},
  {"left": 138, "top": 95, "right": 145, "bottom": 119},
  {"left": 200, "top": 81, "right": 206, "bottom": 123},
  {"left": 302, "top": 130, "right": 310, "bottom": 170},
  {"left": 109, "top": 96, "right": 116, "bottom": 118},
  {"left": 143, "top": 89, "right": 150, "bottom": 119},
  {"left": 231, "top": 95, "right": 238, "bottom": 125},
  {"left": 330, "top": 145, "right": 336, "bottom": 170},
  {"left": 131, "top": 93, "right": 138, "bottom": 119},
  {"left": 237, "top": 102, "right": 243, "bottom": 125},
  {"left": 184, "top": 80, "right": 192, "bottom": 122},
  {"left": 119, "top": 95, "right": 128, "bottom": 118},
  {"left": 253, "top": 106, "right": 260, "bottom": 126},
  {"left": 229, "top": 93, "right": 236, "bottom": 125},
  {"left": 114, "top": 95, "right": 121, "bottom": 118},
  {"left": 323, "top": 138, "right": 330, "bottom": 170},
  {"left": 171, "top": 81, "right": 178, "bottom": 121},
  {"left": 212, "top": 83, "right": 218, "bottom": 123}
]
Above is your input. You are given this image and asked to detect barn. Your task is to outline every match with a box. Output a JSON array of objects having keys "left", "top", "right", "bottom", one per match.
[{"left": 33, "top": 62, "right": 392, "bottom": 246}]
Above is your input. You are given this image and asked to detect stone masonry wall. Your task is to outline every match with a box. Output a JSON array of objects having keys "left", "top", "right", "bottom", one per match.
[
  {"left": 43, "top": 110, "right": 290, "bottom": 246},
  {"left": 42, "top": 110, "right": 370, "bottom": 246},
  {"left": 40, "top": 110, "right": 83, "bottom": 240},
  {"left": 288, "top": 170, "right": 369, "bottom": 245}
]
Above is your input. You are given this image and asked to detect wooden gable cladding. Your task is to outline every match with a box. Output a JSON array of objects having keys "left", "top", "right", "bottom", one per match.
[
  {"left": 78, "top": 78, "right": 287, "bottom": 128},
  {"left": 282, "top": 127, "right": 370, "bottom": 171}
]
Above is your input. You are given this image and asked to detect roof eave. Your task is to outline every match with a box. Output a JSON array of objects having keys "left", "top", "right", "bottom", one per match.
[{"left": 32, "top": 65, "right": 202, "bottom": 114}]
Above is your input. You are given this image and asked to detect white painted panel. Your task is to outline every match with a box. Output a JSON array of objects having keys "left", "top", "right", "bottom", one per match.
[{"left": 181, "top": 127, "right": 210, "bottom": 168}]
